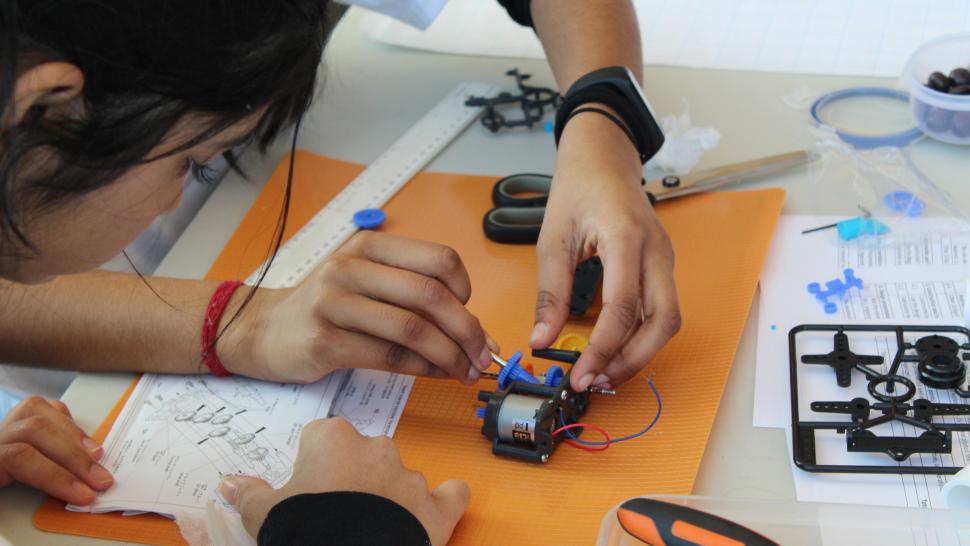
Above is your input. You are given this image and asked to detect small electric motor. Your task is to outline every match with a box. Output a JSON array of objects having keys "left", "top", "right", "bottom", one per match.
[{"left": 476, "top": 349, "right": 590, "bottom": 463}]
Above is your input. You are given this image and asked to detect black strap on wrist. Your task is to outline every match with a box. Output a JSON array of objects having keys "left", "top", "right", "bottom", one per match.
[
  {"left": 565, "top": 107, "right": 638, "bottom": 155},
  {"left": 554, "top": 85, "right": 656, "bottom": 164}
]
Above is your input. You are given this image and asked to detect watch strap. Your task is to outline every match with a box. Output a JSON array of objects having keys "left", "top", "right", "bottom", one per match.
[{"left": 554, "top": 83, "right": 663, "bottom": 164}]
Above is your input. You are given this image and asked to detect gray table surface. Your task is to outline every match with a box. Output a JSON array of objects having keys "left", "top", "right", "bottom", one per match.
[{"left": 4, "top": 8, "right": 970, "bottom": 545}]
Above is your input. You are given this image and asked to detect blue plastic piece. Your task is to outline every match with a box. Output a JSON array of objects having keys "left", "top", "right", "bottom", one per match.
[
  {"left": 543, "top": 120, "right": 554, "bottom": 133},
  {"left": 808, "top": 268, "right": 864, "bottom": 314},
  {"left": 836, "top": 217, "right": 889, "bottom": 241},
  {"left": 475, "top": 407, "right": 486, "bottom": 419},
  {"left": 543, "top": 365, "right": 564, "bottom": 387},
  {"left": 884, "top": 191, "right": 925, "bottom": 217},
  {"left": 352, "top": 208, "right": 386, "bottom": 230},
  {"left": 496, "top": 351, "right": 540, "bottom": 390}
]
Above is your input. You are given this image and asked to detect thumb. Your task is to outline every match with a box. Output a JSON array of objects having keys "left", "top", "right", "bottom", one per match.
[
  {"left": 428, "top": 479, "right": 470, "bottom": 546},
  {"left": 531, "top": 240, "right": 577, "bottom": 350},
  {"left": 220, "top": 475, "right": 276, "bottom": 538}
]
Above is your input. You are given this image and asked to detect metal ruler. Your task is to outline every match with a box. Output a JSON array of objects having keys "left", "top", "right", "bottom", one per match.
[{"left": 246, "top": 81, "right": 501, "bottom": 288}]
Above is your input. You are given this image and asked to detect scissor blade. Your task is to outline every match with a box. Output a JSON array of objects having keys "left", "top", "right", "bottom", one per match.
[{"left": 646, "top": 150, "right": 813, "bottom": 202}]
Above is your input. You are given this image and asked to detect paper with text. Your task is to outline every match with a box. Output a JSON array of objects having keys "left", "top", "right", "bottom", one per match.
[
  {"left": 755, "top": 215, "right": 970, "bottom": 429},
  {"left": 68, "top": 370, "right": 411, "bottom": 516}
]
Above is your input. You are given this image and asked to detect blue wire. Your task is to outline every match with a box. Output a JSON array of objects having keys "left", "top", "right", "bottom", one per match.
[{"left": 558, "top": 378, "right": 662, "bottom": 446}]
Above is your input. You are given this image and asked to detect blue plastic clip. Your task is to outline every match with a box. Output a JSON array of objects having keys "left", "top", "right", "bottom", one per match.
[
  {"left": 475, "top": 407, "right": 486, "bottom": 419},
  {"left": 543, "top": 365, "right": 564, "bottom": 388},
  {"left": 807, "top": 268, "right": 864, "bottom": 314},
  {"left": 497, "top": 352, "right": 540, "bottom": 390},
  {"left": 836, "top": 217, "right": 889, "bottom": 241},
  {"left": 352, "top": 209, "right": 386, "bottom": 230}
]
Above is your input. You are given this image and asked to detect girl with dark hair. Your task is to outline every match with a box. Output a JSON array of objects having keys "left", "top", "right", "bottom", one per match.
[{"left": 1, "top": 1, "right": 678, "bottom": 543}]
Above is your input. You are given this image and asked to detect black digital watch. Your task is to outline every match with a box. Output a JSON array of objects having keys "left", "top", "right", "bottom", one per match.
[{"left": 554, "top": 66, "right": 665, "bottom": 164}]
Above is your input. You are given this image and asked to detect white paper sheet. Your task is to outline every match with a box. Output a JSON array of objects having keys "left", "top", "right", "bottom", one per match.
[
  {"left": 69, "top": 369, "right": 412, "bottom": 516},
  {"left": 360, "top": 0, "right": 970, "bottom": 77},
  {"left": 755, "top": 215, "right": 970, "bottom": 429}
]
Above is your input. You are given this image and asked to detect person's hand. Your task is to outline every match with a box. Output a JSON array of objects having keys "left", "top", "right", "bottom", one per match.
[
  {"left": 220, "top": 417, "right": 469, "bottom": 546},
  {"left": 0, "top": 396, "right": 113, "bottom": 505},
  {"left": 530, "top": 109, "right": 681, "bottom": 391},
  {"left": 227, "top": 231, "right": 497, "bottom": 385}
]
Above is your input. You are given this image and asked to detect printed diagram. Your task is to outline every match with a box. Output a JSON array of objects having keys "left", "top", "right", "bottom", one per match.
[
  {"left": 90, "top": 373, "right": 340, "bottom": 514},
  {"left": 141, "top": 377, "right": 294, "bottom": 485}
]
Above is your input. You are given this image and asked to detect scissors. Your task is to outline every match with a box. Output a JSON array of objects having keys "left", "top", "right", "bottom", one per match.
[{"left": 483, "top": 150, "right": 812, "bottom": 244}]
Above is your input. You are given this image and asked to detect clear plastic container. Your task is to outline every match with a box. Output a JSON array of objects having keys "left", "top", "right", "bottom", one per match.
[
  {"left": 903, "top": 32, "right": 970, "bottom": 145},
  {"left": 597, "top": 495, "right": 970, "bottom": 546}
]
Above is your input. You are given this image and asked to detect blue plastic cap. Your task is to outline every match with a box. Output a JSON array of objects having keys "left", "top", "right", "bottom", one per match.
[
  {"left": 352, "top": 208, "right": 386, "bottom": 230},
  {"left": 837, "top": 217, "right": 889, "bottom": 241},
  {"left": 544, "top": 365, "right": 564, "bottom": 387},
  {"left": 475, "top": 407, "right": 486, "bottom": 419},
  {"left": 884, "top": 191, "right": 925, "bottom": 217},
  {"left": 543, "top": 120, "right": 554, "bottom": 133}
]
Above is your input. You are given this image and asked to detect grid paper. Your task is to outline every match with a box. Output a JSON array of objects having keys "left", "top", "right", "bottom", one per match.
[{"left": 361, "top": 0, "right": 970, "bottom": 77}]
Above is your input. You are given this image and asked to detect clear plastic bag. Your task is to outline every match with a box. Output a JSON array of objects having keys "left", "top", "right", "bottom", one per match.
[{"left": 805, "top": 130, "right": 970, "bottom": 247}]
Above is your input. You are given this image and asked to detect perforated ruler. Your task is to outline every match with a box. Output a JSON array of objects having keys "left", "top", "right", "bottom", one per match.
[{"left": 245, "top": 81, "right": 501, "bottom": 288}]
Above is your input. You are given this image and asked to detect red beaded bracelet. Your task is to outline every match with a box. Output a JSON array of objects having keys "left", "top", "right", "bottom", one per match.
[{"left": 201, "top": 280, "right": 245, "bottom": 377}]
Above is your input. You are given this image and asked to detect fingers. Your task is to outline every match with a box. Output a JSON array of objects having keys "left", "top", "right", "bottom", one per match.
[
  {"left": 0, "top": 397, "right": 111, "bottom": 493},
  {"left": 598, "top": 239, "right": 681, "bottom": 386},
  {"left": 346, "top": 232, "right": 473, "bottom": 304},
  {"left": 0, "top": 443, "right": 98, "bottom": 505},
  {"left": 531, "top": 229, "right": 578, "bottom": 350},
  {"left": 570, "top": 235, "right": 644, "bottom": 391},
  {"left": 428, "top": 479, "right": 471, "bottom": 546},
  {"left": 342, "top": 259, "right": 490, "bottom": 373},
  {"left": 49, "top": 400, "right": 72, "bottom": 417},
  {"left": 324, "top": 294, "right": 477, "bottom": 384},
  {"left": 313, "top": 327, "right": 448, "bottom": 379},
  {"left": 220, "top": 475, "right": 277, "bottom": 538}
]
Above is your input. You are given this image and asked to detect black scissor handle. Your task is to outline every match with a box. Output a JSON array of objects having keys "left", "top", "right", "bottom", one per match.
[
  {"left": 483, "top": 207, "right": 544, "bottom": 244},
  {"left": 492, "top": 173, "right": 552, "bottom": 207}
]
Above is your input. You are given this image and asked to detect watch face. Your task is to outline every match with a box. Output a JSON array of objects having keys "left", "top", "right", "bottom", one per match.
[{"left": 622, "top": 66, "right": 661, "bottom": 124}]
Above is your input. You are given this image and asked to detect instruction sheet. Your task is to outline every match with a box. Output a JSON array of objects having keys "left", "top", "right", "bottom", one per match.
[
  {"left": 755, "top": 215, "right": 970, "bottom": 429},
  {"left": 69, "top": 370, "right": 411, "bottom": 516},
  {"left": 755, "top": 215, "right": 970, "bottom": 530}
]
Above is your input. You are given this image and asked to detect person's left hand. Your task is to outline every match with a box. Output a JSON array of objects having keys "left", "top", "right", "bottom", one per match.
[{"left": 529, "top": 109, "right": 682, "bottom": 391}]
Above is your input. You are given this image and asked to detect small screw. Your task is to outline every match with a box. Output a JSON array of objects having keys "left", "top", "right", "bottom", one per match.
[
  {"left": 662, "top": 175, "right": 681, "bottom": 188},
  {"left": 540, "top": 454, "right": 549, "bottom": 463},
  {"left": 588, "top": 386, "right": 617, "bottom": 396},
  {"left": 559, "top": 390, "right": 568, "bottom": 400}
]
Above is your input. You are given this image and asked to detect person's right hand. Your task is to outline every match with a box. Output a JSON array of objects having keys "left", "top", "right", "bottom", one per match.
[
  {"left": 221, "top": 417, "right": 469, "bottom": 546},
  {"left": 0, "top": 396, "right": 113, "bottom": 505},
  {"left": 227, "top": 232, "right": 498, "bottom": 385}
]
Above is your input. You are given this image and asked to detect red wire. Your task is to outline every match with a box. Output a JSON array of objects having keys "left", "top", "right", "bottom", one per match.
[{"left": 552, "top": 422, "right": 611, "bottom": 452}]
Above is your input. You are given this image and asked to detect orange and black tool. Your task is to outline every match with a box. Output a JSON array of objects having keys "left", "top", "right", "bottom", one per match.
[{"left": 616, "top": 498, "right": 780, "bottom": 546}]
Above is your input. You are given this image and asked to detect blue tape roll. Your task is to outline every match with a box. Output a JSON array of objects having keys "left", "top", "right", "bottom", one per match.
[{"left": 810, "top": 87, "right": 923, "bottom": 149}]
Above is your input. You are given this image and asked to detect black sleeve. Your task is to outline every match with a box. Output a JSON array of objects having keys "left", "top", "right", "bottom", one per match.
[
  {"left": 257, "top": 492, "right": 431, "bottom": 546},
  {"left": 496, "top": 0, "right": 534, "bottom": 28}
]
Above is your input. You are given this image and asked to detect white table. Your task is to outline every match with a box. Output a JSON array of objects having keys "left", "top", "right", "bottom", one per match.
[{"left": 3, "top": 8, "right": 970, "bottom": 545}]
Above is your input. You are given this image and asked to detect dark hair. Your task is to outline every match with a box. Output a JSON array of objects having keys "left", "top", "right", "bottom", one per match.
[{"left": 0, "top": 0, "right": 336, "bottom": 255}]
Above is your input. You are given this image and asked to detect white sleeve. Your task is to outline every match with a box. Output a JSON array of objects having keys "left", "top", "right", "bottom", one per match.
[{"left": 336, "top": 0, "right": 448, "bottom": 30}]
